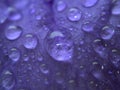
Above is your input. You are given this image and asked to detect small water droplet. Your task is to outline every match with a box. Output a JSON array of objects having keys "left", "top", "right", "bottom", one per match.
[
  {"left": 5, "top": 25, "right": 22, "bottom": 40},
  {"left": 67, "top": 7, "right": 81, "bottom": 22},
  {"left": 8, "top": 8, "right": 22, "bottom": 21},
  {"left": 82, "top": 22, "right": 94, "bottom": 32},
  {"left": 94, "top": 45, "right": 108, "bottom": 58},
  {"left": 23, "top": 34, "right": 38, "bottom": 49},
  {"left": 38, "top": 56, "right": 43, "bottom": 62},
  {"left": 112, "top": 3, "right": 120, "bottom": 15},
  {"left": 40, "top": 64, "right": 49, "bottom": 74},
  {"left": 100, "top": 26, "right": 115, "bottom": 40},
  {"left": 0, "top": 70, "right": 15, "bottom": 90},
  {"left": 56, "top": 1, "right": 66, "bottom": 12},
  {"left": 23, "top": 54, "right": 29, "bottom": 61},
  {"left": 45, "top": 29, "right": 74, "bottom": 62},
  {"left": 9, "top": 48, "right": 20, "bottom": 62},
  {"left": 55, "top": 73, "right": 64, "bottom": 84},
  {"left": 35, "top": 15, "right": 42, "bottom": 21},
  {"left": 83, "top": 0, "right": 98, "bottom": 8}
]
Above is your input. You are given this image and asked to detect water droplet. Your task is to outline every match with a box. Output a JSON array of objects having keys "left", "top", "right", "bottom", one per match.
[
  {"left": 112, "top": 3, "right": 120, "bottom": 15},
  {"left": 38, "top": 56, "right": 43, "bottom": 62},
  {"left": 92, "top": 70, "right": 103, "bottom": 80},
  {"left": 67, "top": 7, "right": 81, "bottom": 22},
  {"left": 5, "top": 25, "right": 22, "bottom": 40},
  {"left": 23, "top": 34, "right": 38, "bottom": 49},
  {"left": 56, "top": 1, "right": 66, "bottom": 12},
  {"left": 0, "top": 70, "right": 15, "bottom": 90},
  {"left": 8, "top": 8, "right": 22, "bottom": 21},
  {"left": 100, "top": 26, "right": 115, "bottom": 40},
  {"left": 35, "top": 15, "right": 42, "bottom": 21},
  {"left": 83, "top": 0, "right": 98, "bottom": 8},
  {"left": 45, "top": 29, "right": 74, "bottom": 62},
  {"left": 111, "top": 55, "right": 120, "bottom": 68},
  {"left": 82, "top": 22, "right": 94, "bottom": 32},
  {"left": 0, "top": 3, "right": 9, "bottom": 24},
  {"left": 23, "top": 54, "right": 29, "bottom": 61},
  {"left": 55, "top": 73, "right": 64, "bottom": 84},
  {"left": 9, "top": 48, "right": 20, "bottom": 62},
  {"left": 40, "top": 64, "right": 49, "bottom": 74},
  {"left": 94, "top": 45, "right": 108, "bottom": 58}
]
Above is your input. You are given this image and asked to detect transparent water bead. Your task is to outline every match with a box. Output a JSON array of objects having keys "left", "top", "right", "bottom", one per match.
[
  {"left": 93, "top": 40, "right": 108, "bottom": 59},
  {"left": 23, "top": 54, "right": 29, "bottom": 61},
  {"left": 83, "top": 0, "right": 99, "bottom": 8},
  {"left": 23, "top": 34, "right": 38, "bottom": 49},
  {"left": 9, "top": 48, "right": 20, "bottom": 62},
  {"left": 40, "top": 64, "right": 49, "bottom": 74},
  {"left": 0, "top": 3, "right": 9, "bottom": 24},
  {"left": 82, "top": 22, "right": 94, "bottom": 32},
  {"left": 112, "top": 3, "right": 120, "bottom": 15},
  {"left": 67, "top": 7, "right": 81, "bottom": 22},
  {"left": 0, "top": 70, "right": 15, "bottom": 90},
  {"left": 5, "top": 25, "right": 22, "bottom": 40},
  {"left": 45, "top": 28, "right": 74, "bottom": 62},
  {"left": 100, "top": 26, "right": 115, "bottom": 40},
  {"left": 56, "top": 1, "right": 66, "bottom": 12},
  {"left": 8, "top": 8, "right": 22, "bottom": 21}
]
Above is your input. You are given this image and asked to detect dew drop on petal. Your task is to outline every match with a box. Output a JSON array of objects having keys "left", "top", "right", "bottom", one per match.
[
  {"left": 23, "top": 34, "right": 38, "bottom": 49},
  {"left": 100, "top": 26, "right": 115, "bottom": 40},
  {"left": 45, "top": 28, "right": 74, "bottom": 62},
  {"left": 8, "top": 8, "right": 22, "bottom": 21},
  {"left": 40, "top": 64, "right": 49, "bottom": 74},
  {"left": 82, "top": 22, "right": 94, "bottom": 32},
  {"left": 83, "top": 0, "right": 99, "bottom": 8},
  {"left": 9, "top": 48, "right": 20, "bottom": 62},
  {"left": 67, "top": 7, "right": 81, "bottom": 22},
  {"left": 56, "top": 1, "right": 66, "bottom": 12},
  {"left": 112, "top": 3, "right": 120, "bottom": 15},
  {"left": 0, "top": 70, "right": 15, "bottom": 90},
  {"left": 5, "top": 25, "right": 22, "bottom": 40}
]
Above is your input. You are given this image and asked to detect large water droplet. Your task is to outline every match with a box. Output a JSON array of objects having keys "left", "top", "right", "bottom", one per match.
[
  {"left": 100, "top": 26, "right": 115, "bottom": 40},
  {"left": 83, "top": 0, "right": 98, "bottom": 8},
  {"left": 5, "top": 25, "right": 22, "bottom": 40},
  {"left": 8, "top": 8, "right": 22, "bottom": 21},
  {"left": 45, "top": 28, "right": 74, "bottom": 62},
  {"left": 9, "top": 48, "right": 20, "bottom": 62},
  {"left": 112, "top": 3, "right": 120, "bottom": 15},
  {"left": 67, "top": 7, "right": 81, "bottom": 22},
  {"left": 23, "top": 34, "right": 38, "bottom": 49},
  {"left": 0, "top": 70, "right": 15, "bottom": 90},
  {"left": 56, "top": 1, "right": 66, "bottom": 12}
]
